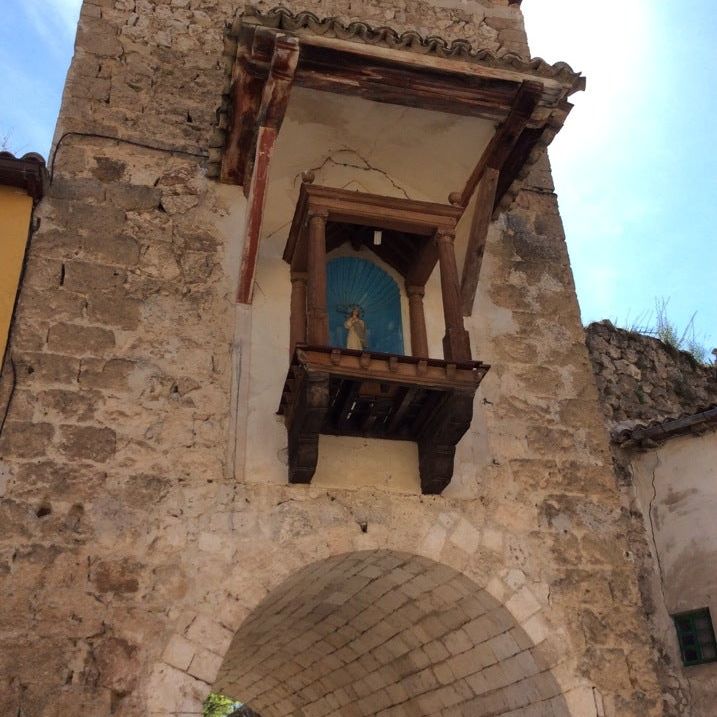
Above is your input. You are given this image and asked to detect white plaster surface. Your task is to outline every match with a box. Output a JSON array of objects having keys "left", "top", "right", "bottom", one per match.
[{"left": 631, "top": 430, "right": 717, "bottom": 714}]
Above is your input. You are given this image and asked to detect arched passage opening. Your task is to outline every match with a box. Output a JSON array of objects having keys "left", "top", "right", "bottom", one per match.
[{"left": 212, "top": 551, "right": 570, "bottom": 717}]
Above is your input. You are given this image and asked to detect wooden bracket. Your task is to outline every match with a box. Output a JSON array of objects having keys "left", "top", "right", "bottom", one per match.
[
  {"left": 287, "top": 370, "right": 330, "bottom": 484},
  {"left": 236, "top": 34, "right": 300, "bottom": 304},
  {"left": 458, "top": 80, "right": 542, "bottom": 316},
  {"left": 221, "top": 26, "right": 275, "bottom": 186},
  {"left": 460, "top": 167, "right": 499, "bottom": 315},
  {"left": 417, "top": 392, "right": 475, "bottom": 494},
  {"left": 458, "top": 80, "right": 543, "bottom": 209}
]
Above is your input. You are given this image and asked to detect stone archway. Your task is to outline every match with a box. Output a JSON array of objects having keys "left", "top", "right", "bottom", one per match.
[{"left": 213, "top": 550, "right": 570, "bottom": 717}]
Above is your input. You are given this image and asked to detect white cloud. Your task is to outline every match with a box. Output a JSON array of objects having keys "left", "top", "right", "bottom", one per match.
[
  {"left": 524, "top": 0, "right": 656, "bottom": 165},
  {"left": 21, "top": 0, "right": 82, "bottom": 56},
  {"left": 521, "top": 2, "right": 665, "bottom": 327}
]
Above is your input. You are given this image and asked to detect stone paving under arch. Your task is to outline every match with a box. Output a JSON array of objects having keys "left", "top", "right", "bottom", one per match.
[{"left": 214, "top": 550, "right": 570, "bottom": 717}]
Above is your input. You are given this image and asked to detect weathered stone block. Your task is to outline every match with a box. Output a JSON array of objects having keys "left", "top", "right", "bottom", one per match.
[
  {"left": 66, "top": 75, "right": 111, "bottom": 102},
  {"left": 162, "top": 633, "right": 196, "bottom": 671},
  {"left": 13, "top": 352, "right": 80, "bottom": 386},
  {"left": 82, "top": 234, "right": 140, "bottom": 266},
  {"left": 87, "top": 292, "right": 141, "bottom": 329},
  {"left": 0, "top": 421, "right": 54, "bottom": 459},
  {"left": 188, "top": 648, "right": 223, "bottom": 683},
  {"left": 9, "top": 320, "right": 47, "bottom": 353},
  {"left": 92, "top": 558, "right": 142, "bottom": 594},
  {"left": 94, "top": 637, "right": 140, "bottom": 693},
  {"left": 12, "top": 461, "right": 106, "bottom": 501},
  {"left": 79, "top": 358, "right": 134, "bottom": 390},
  {"left": 49, "top": 199, "right": 125, "bottom": 234},
  {"left": 48, "top": 176, "right": 105, "bottom": 202},
  {"left": 37, "top": 389, "right": 102, "bottom": 422},
  {"left": 22, "top": 257, "right": 63, "bottom": 290},
  {"left": 18, "top": 287, "right": 85, "bottom": 321},
  {"left": 91, "top": 157, "right": 126, "bottom": 182},
  {"left": 107, "top": 183, "right": 161, "bottom": 211},
  {"left": 48, "top": 322, "right": 115, "bottom": 356},
  {"left": 76, "top": 17, "right": 123, "bottom": 57},
  {"left": 58, "top": 424, "right": 116, "bottom": 462},
  {"left": 63, "top": 260, "right": 126, "bottom": 292}
]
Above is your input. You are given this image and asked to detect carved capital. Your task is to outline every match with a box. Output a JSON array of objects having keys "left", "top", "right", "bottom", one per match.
[
  {"left": 308, "top": 208, "right": 329, "bottom": 221},
  {"left": 405, "top": 284, "right": 426, "bottom": 299},
  {"left": 435, "top": 228, "right": 455, "bottom": 245}
]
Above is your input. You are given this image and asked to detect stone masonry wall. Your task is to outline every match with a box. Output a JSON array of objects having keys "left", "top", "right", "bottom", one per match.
[
  {"left": 0, "top": 2, "right": 664, "bottom": 716},
  {"left": 586, "top": 320, "right": 717, "bottom": 430},
  {"left": 586, "top": 325, "right": 717, "bottom": 716}
]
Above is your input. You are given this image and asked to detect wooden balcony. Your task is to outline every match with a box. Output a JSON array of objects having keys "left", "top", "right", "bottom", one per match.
[{"left": 279, "top": 347, "right": 489, "bottom": 494}]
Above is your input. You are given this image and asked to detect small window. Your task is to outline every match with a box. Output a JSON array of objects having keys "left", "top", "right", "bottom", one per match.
[{"left": 673, "top": 608, "right": 717, "bottom": 666}]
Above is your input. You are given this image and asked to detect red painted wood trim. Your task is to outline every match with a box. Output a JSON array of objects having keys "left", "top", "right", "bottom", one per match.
[{"left": 237, "top": 126, "right": 276, "bottom": 304}]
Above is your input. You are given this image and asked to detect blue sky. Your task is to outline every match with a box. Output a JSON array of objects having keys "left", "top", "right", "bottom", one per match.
[
  {"left": 1, "top": 1, "right": 714, "bottom": 353},
  {"left": 523, "top": 0, "right": 716, "bottom": 353}
]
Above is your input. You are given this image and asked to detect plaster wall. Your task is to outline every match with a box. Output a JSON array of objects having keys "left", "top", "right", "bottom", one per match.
[
  {"left": 0, "top": 1, "right": 665, "bottom": 716},
  {"left": 630, "top": 432, "right": 717, "bottom": 714},
  {"left": 0, "top": 186, "right": 33, "bottom": 361}
]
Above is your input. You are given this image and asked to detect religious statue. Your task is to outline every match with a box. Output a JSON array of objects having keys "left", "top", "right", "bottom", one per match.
[{"left": 344, "top": 306, "right": 367, "bottom": 350}]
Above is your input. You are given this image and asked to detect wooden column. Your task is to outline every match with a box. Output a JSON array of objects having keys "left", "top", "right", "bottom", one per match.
[
  {"left": 406, "top": 284, "right": 429, "bottom": 358},
  {"left": 289, "top": 271, "right": 308, "bottom": 354},
  {"left": 436, "top": 229, "right": 471, "bottom": 362},
  {"left": 306, "top": 211, "right": 329, "bottom": 345}
]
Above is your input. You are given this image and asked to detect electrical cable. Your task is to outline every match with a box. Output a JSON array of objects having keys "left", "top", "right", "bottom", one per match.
[{"left": 49, "top": 131, "right": 209, "bottom": 181}]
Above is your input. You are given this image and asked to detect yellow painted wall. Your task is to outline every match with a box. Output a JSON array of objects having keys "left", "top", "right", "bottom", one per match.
[{"left": 0, "top": 185, "right": 33, "bottom": 361}]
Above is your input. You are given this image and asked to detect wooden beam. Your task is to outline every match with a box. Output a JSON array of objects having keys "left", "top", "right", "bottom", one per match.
[
  {"left": 292, "top": 34, "right": 570, "bottom": 105},
  {"left": 243, "top": 35, "right": 302, "bottom": 187},
  {"left": 236, "top": 35, "right": 300, "bottom": 304},
  {"left": 284, "top": 184, "right": 461, "bottom": 271},
  {"left": 388, "top": 386, "right": 419, "bottom": 433},
  {"left": 236, "top": 126, "right": 276, "bottom": 303},
  {"left": 457, "top": 80, "right": 543, "bottom": 208},
  {"left": 295, "top": 44, "right": 520, "bottom": 121},
  {"left": 460, "top": 167, "right": 499, "bottom": 316},
  {"left": 220, "top": 26, "right": 274, "bottom": 186}
]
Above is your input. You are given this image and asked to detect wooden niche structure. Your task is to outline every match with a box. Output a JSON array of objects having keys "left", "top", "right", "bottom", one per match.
[
  {"left": 278, "top": 184, "right": 490, "bottom": 494},
  {"left": 220, "top": 8, "right": 585, "bottom": 492}
]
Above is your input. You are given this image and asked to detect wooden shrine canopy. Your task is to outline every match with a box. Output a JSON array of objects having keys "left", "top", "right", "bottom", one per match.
[{"left": 221, "top": 7, "right": 585, "bottom": 309}]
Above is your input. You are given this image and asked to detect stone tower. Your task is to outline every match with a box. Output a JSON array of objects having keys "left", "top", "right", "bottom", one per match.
[{"left": 0, "top": 2, "right": 665, "bottom": 716}]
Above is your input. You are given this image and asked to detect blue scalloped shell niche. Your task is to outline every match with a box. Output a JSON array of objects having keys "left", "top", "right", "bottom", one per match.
[{"left": 327, "top": 257, "right": 404, "bottom": 355}]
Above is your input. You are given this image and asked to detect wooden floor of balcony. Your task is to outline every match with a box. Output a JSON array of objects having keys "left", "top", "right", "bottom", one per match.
[{"left": 278, "top": 346, "right": 490, "bottom": 494}]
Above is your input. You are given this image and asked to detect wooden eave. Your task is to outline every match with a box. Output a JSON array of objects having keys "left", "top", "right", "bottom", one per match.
[
  {"left": 227, "top": 17, "right": 582, "bottom": 121},
  {"left": 283, "top": 184, "right": 462, "bottom": 281},
  {"left": 221, "top": 13, "right": 585, "bottom": 188},
  {"left": 0, "top": 151, "right": 47, "bottom": 202}
]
